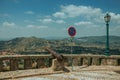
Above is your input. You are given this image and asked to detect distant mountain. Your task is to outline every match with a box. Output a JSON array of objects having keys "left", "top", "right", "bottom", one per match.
[
  {"left": 76, "top": 36, "right": 120, "bottom": 49},
  {"left": 43, "top": 36, "right": 67, "bottom": 40},
  {"left": 77, "top": 36, "right": 120, "bottom": 43},
  {"left": 0, "top": 38, "right": 12, "bottom": 41},
  {"left": 0, "top": 37, "right": 48, "bottom": 52},
  {"left": 0, "top": 36, "right": 120, "bottom": 55}
]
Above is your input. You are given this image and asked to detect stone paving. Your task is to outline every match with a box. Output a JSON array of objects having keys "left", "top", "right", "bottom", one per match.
[{"left": 0, "top": 66, "right": 120, "bottom": 80}]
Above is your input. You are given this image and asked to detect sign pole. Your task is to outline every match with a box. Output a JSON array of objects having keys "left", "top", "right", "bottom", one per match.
[
  {"left": 68, "top": 26, "right": 76, "bottom": 71},
  {"left": 70, "top": 37, "right": 73, "bottom": 71}
]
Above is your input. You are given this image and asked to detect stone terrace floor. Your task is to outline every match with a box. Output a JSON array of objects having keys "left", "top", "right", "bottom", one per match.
[{"left": 0, "top": 66, "right": 120, "bottom": 80}]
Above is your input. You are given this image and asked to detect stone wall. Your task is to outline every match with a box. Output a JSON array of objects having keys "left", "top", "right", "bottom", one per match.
[{"left": 0, "top": 55, "right": 120, "bottom": 72}]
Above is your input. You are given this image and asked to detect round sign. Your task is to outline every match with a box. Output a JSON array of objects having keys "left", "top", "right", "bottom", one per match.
[{"left": 68, "top": 26, "right": 76, "bottom": 37}]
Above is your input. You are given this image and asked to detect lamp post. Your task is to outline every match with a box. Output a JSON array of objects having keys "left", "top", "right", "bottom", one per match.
[{"left": 104, "top": 13, "right": 111, "bottom": 56}]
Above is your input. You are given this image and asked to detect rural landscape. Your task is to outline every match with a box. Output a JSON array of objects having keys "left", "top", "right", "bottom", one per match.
[
  {"left": 0, "top": 0, "right": 120, "bottom": 80},
  {"left": 0, "top": 36, "right": 120, "bottom": 55}
]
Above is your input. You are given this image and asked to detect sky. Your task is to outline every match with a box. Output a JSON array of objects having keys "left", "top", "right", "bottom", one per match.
[{"left": 0, "top": 0, "right": 120, "bottom": 39}]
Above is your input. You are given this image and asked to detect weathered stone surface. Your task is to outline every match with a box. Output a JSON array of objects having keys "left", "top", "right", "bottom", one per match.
[
  {"left": 63, "top": 57, "right": 68, "bottom": 66},
  {"left": 44, "top": 58, "right": 51, "bottom": 67},
  {"left": 64, "top": 57, "right": 72, "bottom": 66},
  {"left": 0, "top": 60, "right": 3, "bottom": 71},
  {"left": 24, "top": 59, "right": 33, "bottom": 69},
  {"left": 83, "top": 57, "right": 92, "bottom": 66},
  {"left": 73, "top": 58, "right": 80, "bottom": 66},
  {"left": 92, "top": 58, "right": 101, "bottom": 65},
  {"left": 79, "top": 58, "right": 83, "bottom": 66},
  {"left": 107, "top": 59, "right": 118, "bottom": 66},
  {"left": 0, "top": 55, "right": 120, "bottom": 72},
  {"left": 51, "top": 59, "right": 70, "bottom": 72},
  {"left": 37, "top": 58, "right": 45, "bottom": 68},
  {"left": 51, "top": 59, "right": 63, "bottom": 71},
  {"left": 118, "top": 59, "right": 120, "bottom": 66},
  {"left": 10, "top": 59, "right": 19, "bottom": 71},
  {"left": 101, "top": 58, "right": 107, "bottom": 65}
]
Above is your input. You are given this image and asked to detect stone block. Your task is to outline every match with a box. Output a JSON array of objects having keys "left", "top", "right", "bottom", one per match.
[
  {"left": 107, "top": 59, "right": 118, "bottom": 66},
  {"left": 83, "top": 57, "right": 92, "bottom": 66},
  {"left": 0, "top": 60, "right": 3, "bottom": 71},
  {"left": 10, "top": 59, "right": 19, "bottom": 71},
  {"left": 24, "top": 59, "right": 33, "bottom": 69},
  {"left": 101, "top": 58, "right": 107, "bottom": 65},
  {"left": 51, "top": 59, "right": 70, "bottom": 72},
  {"left": 92, "top": 58, "right": 101, "bottom": 65},
  {"left": 37, "top": 58, "right": 45, "bottom": 68},
  {"left": 73, "top": 58, "right": 80, "bottom": 66},
  {"left": 51, "top": 59, "right": 64, "bottom": 71}
]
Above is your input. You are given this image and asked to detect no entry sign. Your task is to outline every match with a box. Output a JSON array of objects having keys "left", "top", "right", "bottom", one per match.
[{"left": 68, "top": 26, "right": 76, "bottom": 37}]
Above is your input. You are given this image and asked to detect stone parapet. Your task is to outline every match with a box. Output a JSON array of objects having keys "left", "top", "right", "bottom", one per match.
[{"left": 0, "top": 55, "right": 120, "bottom": 72}]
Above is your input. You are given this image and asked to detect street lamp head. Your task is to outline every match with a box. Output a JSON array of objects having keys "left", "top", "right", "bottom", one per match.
[{"left": 104, "top": 13, "right": 111, "bottom": 23}]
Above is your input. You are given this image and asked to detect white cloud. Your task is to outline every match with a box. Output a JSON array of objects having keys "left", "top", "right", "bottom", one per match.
[
  {"left": 53, "top": 12, "right": 66, "bottom": 18},
  {"left": 37, "top": 4, "right": 120, "bottom": 36},
  {"left": 38, "top": 18, "right": 65, "bottom": 24},
  {"left": 24, "top": 11, "right": 34, "bottom": 14},
  {"left": 27, "top": 25, "right": 35, "bottom": 28},
  {"left": 24, "top": 20, "right": 34, "bottom": 23},
  {"left": 53, "top": 5, "right": 102, "bottom": 18},
  {"left": 74, "top": 21, "right": 99, "bottom": 28},
  {"left": 74, "top": 21, "right": 93, "bottom": 26},
  {"left": 27, "top": 25, "right": 48, "bottom": 29},
  {"left": 37, "top": 26, "right": 48, "bottom": 29},
  {"left": 43, "top": 18, "right": 54, "bottom": 22},
  {"left": 40, "top": 18, "right": 54, "bottom": 23},
  {"left": 3, "top": 22, "right": 15, "bottom": 27},
  {"left": 45, "top": 15, "right": 51, "bottom": 18},
  {"left": 56, "top": 20, "right": 65, "bottom": 24},
  {"left": 109, "top": 12, "right": 120, "bottom": 25}
]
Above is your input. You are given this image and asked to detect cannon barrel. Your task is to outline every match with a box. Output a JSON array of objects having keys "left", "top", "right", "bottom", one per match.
[
  {"left": 45, "top": 48, "right": 70, "bottom": 72},
  {"left": 45, "top": 48, "right": 63, "bottom": 61}
]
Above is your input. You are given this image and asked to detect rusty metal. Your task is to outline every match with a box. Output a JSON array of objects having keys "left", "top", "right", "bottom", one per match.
[
  {"left": 45, "top": 48, "right": 70, "bottom": 72},
  {"left": 45, "top": 48, "right": 64, "bottom": 62}
]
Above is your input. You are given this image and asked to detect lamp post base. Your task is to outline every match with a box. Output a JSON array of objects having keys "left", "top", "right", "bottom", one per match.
[{"left": 105, "top": 50, "right": 110, "bottom": 56}]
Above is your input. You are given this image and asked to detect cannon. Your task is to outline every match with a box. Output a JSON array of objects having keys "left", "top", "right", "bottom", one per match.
[
  {"left": 45, "top": 48, "right": 70, "bottom": 72},
  {"left": 45, "top": 48, "right": 64, "bottom": 62}
]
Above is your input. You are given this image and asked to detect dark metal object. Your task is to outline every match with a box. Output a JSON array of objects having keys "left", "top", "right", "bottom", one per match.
[
  {"left": 45, "top": 48, "right": 64, "bottom": 62},
  {"left": 45, "top": 48, "right": 70, "bottom": 72}
]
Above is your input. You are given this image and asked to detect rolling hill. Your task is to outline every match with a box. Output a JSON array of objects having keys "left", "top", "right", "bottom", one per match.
[{"left": 0, "top": 36, "right": 120, "bottom": 55}]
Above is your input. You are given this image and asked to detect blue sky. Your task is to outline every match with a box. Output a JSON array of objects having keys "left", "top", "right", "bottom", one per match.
[{"left": 0, "top": 0, "right": 120, "bottom": 39}]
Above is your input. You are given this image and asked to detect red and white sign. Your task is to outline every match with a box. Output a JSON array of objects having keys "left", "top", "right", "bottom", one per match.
[{"left": 68, "top": 26, "right": 76, "bottom": 37}]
